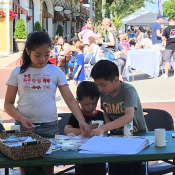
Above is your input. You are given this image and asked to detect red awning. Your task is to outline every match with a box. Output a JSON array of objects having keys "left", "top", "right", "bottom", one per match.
[
  {"left": 76, "top": 16, "right": 86, "bottom": 23},
  {"left": 64, "top": 15, "right": 70, "bottom": 21},
  {"left": 54, "top": 12, "right": 70, "bottom": 21},
  {"left": 13, "top": 0, "right": 28, "bottom": 15},
  {"left": 72, "top": 16, "right": 76, "bottom": 22},
  {"left": 55, "top": 12, "right": 64, "bottom": 21},
  {"left": 43, "top": 9, "right": 53, "bottom": 19}
]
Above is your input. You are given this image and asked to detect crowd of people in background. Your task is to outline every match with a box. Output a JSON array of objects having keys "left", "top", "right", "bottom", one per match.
[
  {"left": 4, "top": 13, "right": 175, "bottom": 175},
  {"left": 49, "top": 14, "right": 175, "bottom": 84}
]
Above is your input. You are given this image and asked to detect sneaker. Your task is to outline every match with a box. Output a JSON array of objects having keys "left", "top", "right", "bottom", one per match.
[
  {"left": 69, "top": 72, "right": 73, "bottom": 78},
  {"left": 148, "top": 76, "right": 153, "bottom": 79},
  {"left": 160, "top": 74, "right": 168, "bottom": 78}
]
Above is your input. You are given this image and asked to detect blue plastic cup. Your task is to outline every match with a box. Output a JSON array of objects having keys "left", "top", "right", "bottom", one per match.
[{"left": 54, "top": 46, "right": 58, "bottom": 54}]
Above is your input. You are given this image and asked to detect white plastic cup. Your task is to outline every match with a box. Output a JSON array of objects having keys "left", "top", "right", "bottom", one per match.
[
  {"left": 10, "top": 125, "right": 20, "bottom": 131},
  {"left": 124, "top": 121, "right": 133, "bottom": 136},
  {"left": 155, "top": 128, "right": 166, "bottom": 147},
  {"left": 91, "top": 120, "right": 104, "bottom": 136},
  {"left": 91, "top": 120, "right": 104, "bottom": 128}
]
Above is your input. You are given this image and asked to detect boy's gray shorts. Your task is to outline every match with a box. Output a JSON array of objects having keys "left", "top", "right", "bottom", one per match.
[
  {"left": 15, "top": 120, "right": 59, "bottom": 137},
  {"left": 165, "top": 49, "right": 175, "bottom": 62}
]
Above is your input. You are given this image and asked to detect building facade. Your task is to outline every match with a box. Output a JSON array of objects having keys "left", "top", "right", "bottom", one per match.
[
  {"left": 0, "top": 0, "right": 54, "bottom": 54},
  {"left": 0, "top": 0, "right": 89, "bottom": 54}
]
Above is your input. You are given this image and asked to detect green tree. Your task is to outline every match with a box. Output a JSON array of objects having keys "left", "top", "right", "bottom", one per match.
[
  {"left": 95, "top": 0, "right": 156, "bottom": 24},
  {"left": 163, "top": 0, "right": 175, "bottom": 18},
  {"left": 93, "top": 0, "right": 102, "bottom": 23},
  {"left": 14, "top": 18, "right": 27, "bottom": 39},
  {"left": 103, "top": 3, "right": 114, "bottom": 18},
  {"left": 34, "top": 21, "right": 42, "bottom": 31},
  {"left": 112, "top": 0, "right": 156, "bottom": 18},
  {"left": 113, "top": 14, "right": 122, "bottom": 29},
  {"left": 56, "top": 24, "right": 63, "bottom": 36}
]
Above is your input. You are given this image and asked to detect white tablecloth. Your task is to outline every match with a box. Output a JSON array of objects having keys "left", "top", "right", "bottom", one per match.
[{"left": 125, "top": 49, "right": 162, "bottom": 81}]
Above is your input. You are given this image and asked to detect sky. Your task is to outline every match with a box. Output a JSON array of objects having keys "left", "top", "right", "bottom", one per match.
[{"left": 145, "top": 0, "right": 169, "bottom": 13}]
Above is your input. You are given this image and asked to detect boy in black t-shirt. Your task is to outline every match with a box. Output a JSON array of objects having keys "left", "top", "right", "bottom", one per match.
[
  {"left": 161, "top": 17, "right": 175, "bottom": 78},
  {"left": 64, "top": 81, "right": 109, "bottom": 175}
]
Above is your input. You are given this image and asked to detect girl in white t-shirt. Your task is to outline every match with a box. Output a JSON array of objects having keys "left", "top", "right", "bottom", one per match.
[{"left": 4, "top": 32, "right": 90, "bottom": 175}]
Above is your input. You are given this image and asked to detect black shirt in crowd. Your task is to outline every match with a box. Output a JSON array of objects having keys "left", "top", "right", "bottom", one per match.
[
  {"left": 163, "top": 25, "right": 175, "bottom": 50},
  {"left": 67, "top": 110, "right": 104, "bottom": 128}
]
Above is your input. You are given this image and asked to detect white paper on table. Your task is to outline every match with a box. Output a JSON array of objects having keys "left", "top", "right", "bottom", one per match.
[
  {"left": 111, "top": 135, "right": 155, "bottom": 146},
  {"left": 3, "top": 137, "right": 33, "bottom": 147},
  {"left": 79, "top": 136, "right": 150, "bottom": 154}
]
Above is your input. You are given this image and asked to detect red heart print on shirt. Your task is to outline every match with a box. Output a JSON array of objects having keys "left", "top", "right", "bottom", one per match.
[
  {"left": 43, "top": 79, "right": 46, "bottom": 83},
  {"left": 32, "top": 79, "right": 36, "bottom": 84},
  {"left": 38, "top": 79, "right": 41, "bottom": 83}
]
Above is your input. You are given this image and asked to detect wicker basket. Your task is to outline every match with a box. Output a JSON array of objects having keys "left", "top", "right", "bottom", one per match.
[{"left": 0, "top": 130, "right": 51, "bottom": 160}]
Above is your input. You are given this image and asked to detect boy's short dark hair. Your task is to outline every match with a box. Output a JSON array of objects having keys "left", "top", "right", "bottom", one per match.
[
  {"left": 91, "top": 60, "right": 119, "bottom": 82},
  {"left": 168, "top": 17, "right": 175, "bottom": 22},
  {"left": 76, "top": 81, "right": 100, "bottom": 101}
]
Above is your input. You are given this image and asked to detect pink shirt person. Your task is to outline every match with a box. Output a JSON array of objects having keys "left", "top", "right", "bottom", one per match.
[
  {"left": 78, "top": 23, "right": 94, "bottom": 45},
  {"left": 80, "top": 29, "right": 94, "bottom": 45},
  {"left": 81, "top": 18, "right": 95, "bottom": 33},
  {"left": 81, "top": 24, "right": 95, "bottom": 33},
  {"left": 119, "top": 34, "right": 130, "bottom": 51},
  {"left": 120, "top": 40, "right": 130, "bottom": 51}
]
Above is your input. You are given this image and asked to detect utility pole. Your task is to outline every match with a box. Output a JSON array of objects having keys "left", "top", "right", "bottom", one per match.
[
  {"left": 89, "top": 0, "right": 93, "bottom": 20},
  {"left": 116, "top": 0, "right": 118, "bottom": 32}
]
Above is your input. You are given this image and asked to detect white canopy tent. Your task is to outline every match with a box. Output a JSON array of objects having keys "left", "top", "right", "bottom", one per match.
[
  {"left": 126, "top": 12, "right": 169, "bottom": 26},
  {"left": 122, "top": 7, "right": 150, "bottom": 25}
]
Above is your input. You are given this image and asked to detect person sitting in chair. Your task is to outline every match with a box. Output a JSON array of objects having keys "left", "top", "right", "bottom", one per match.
[{"left": 63, "top": 36, "right": 79, "bottom": 80}]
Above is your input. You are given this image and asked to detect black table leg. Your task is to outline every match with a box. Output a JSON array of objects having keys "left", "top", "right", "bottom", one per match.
[{"left": 5, "top": 168, "right": 9, "bottom": 175}]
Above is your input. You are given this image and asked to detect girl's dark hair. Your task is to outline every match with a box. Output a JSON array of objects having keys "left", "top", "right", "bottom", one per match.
[
  {"left": 76, "top": 81, "right": 100, "bottom": 101},
  {"left": 20, "top": 31, "right": 52, "bottom": 73},
  {"left": 131, "top": 26, "right": 134, "bottom": 31},
  {"left": 139, "top": 27, "right": 145, "bottom": 33}
]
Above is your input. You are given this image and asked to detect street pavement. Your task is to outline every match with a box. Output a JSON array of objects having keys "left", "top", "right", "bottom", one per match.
[
  {"left": 0, "top": 51, "right": 175, "bottom": 123},
  {"left": 0, "top": 52, "right": 175, "bottom": 175}
]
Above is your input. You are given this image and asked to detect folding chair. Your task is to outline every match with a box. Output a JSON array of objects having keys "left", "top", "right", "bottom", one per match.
[
  {"left": 84, "top": 52, "right": 94, "bottom": 80},
  {"left": 58, "top": 113, "right": 71, "bottom": 135},
  {"left": 56, "top": 113, "right": 76, "bottom": 175},
  {"left": 57, "top": 113, "right": 109, "bottom": 175},
  {"left": 143, "top": 108, "right": 175, "bottom": 175}
]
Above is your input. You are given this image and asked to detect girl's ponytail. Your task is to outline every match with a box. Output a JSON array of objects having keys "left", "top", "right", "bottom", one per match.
[{"left": 20, "top": 47, "right": 31, "bottom": 73}]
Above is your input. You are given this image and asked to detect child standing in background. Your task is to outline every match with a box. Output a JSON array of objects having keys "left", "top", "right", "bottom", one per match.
[{"left": 73, "top": 41, "right": 85, "bottom": 86}]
